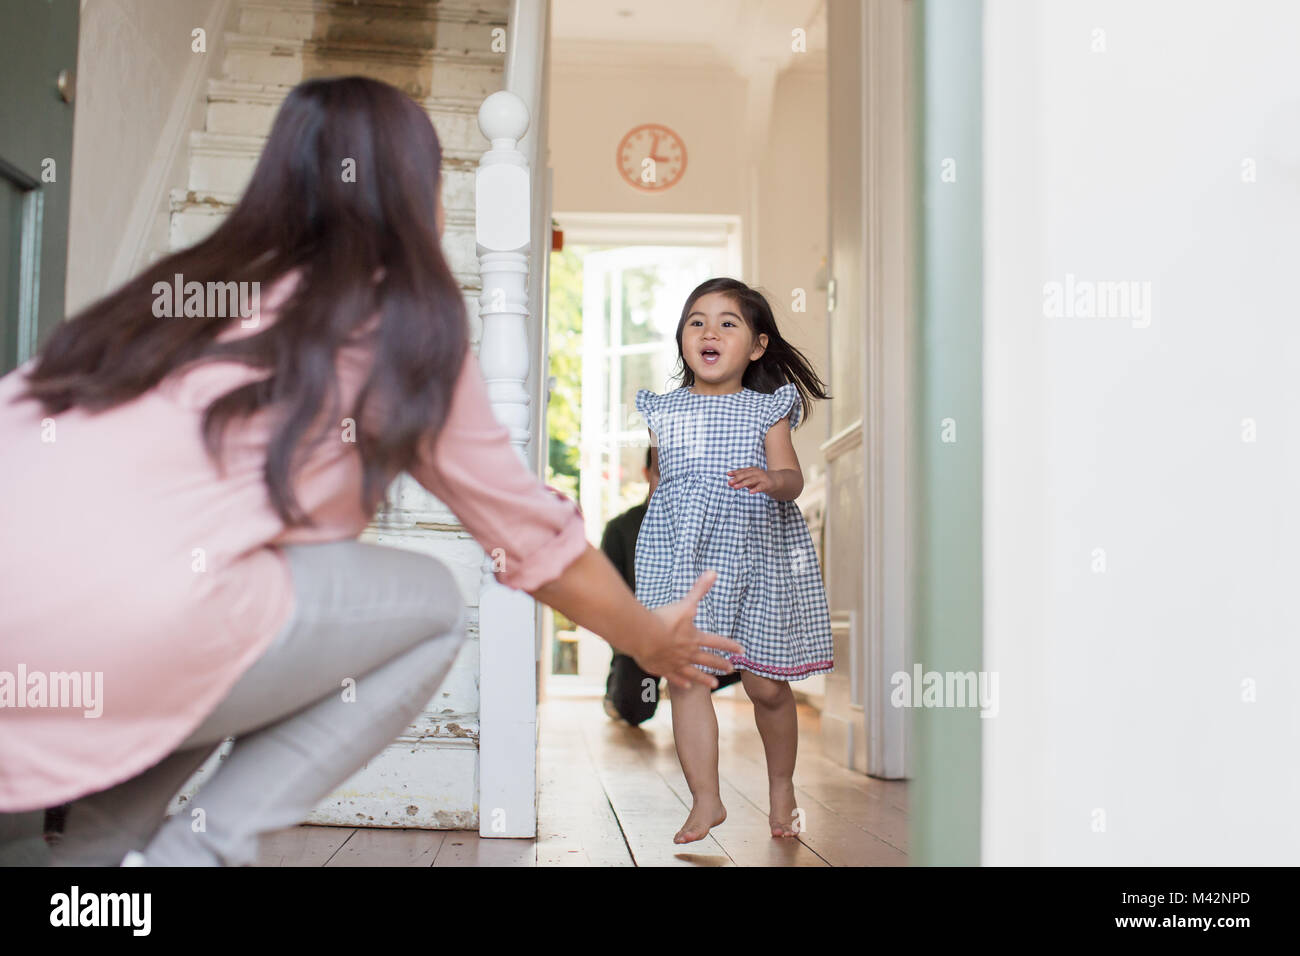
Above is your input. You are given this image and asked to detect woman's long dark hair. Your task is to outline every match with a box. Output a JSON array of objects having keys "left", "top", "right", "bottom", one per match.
[
  {"left": 672, "top": 277, "right": 829, "bottom": 426},
  {"left": 10, "top": 76, "right": 468, "bottom": 527}
]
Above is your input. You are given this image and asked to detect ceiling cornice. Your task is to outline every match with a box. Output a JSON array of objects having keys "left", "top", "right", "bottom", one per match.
[{"left": 550, "top": 38, "right": 741, "bottom": 78}]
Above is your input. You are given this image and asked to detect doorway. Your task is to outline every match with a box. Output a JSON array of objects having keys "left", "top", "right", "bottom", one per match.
[{"left": 543, "top": 213, "right": 742, "bottom": 695}]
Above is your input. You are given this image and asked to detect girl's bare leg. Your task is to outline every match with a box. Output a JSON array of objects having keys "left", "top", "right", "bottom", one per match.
[
  {"left": 741, "top": 671, "right": 800, "bottom": 837},
  {"left": 668, "top": 678, "right": 727, "bottom": 844}
]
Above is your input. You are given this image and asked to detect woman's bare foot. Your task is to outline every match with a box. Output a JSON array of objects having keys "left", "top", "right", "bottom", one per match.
[
  {"left": 769, "top": 780, "right": 799, "bottom": 837},
  {"left": 674, "top": 798, "right": 727, "bottom": 844}
]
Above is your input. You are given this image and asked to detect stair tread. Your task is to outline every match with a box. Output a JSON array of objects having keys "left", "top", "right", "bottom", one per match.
[
  {"left": 224, "top": 31, "right": 506, "bottom": 64},
  {"left": 239, "top": 0, "right": 511, "bottom": 19},
  {"left": 169, "top": 185, "right": 478, "bottom": 220},
  {"left": 206, "top": 77, "right": 485, "bottom": 113},
  {"left": 187, "top": 128, "right": 484, "bottom": 166},
  {"left": 172, "top": 3, "right": 510, "bottom": 298}
]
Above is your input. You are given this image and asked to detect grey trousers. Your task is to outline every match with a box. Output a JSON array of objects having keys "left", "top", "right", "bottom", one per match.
[{"left": 27, "top": 539, "right": 467, "bottom": 867}]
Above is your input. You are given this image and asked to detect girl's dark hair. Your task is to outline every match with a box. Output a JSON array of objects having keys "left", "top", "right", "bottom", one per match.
[
  {"left": 673, "top": 277, "right": 829, "bottom": 426},
  {"left": 9, "top": 76, "right": 468, "bottom": 527}
]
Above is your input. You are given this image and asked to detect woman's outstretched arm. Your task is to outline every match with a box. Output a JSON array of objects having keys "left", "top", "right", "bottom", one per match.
[{"left": 409, "top": 349, "right": 743, "bottom": 690}]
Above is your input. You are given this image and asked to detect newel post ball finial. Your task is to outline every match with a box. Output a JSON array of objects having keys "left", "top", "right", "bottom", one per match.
[{"left": 478, "top": 90, "right": 530, "bottom": 149}]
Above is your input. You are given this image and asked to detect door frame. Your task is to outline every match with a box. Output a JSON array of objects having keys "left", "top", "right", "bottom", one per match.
[
  {"left": 911, "top": 0, "right": 984, "bottom": 866},
  {"left": 862, "top": 0, "right": 916, "bottom": 783},
  {"left": 0, "top": 0, "right": 79, "bottom": 375}
]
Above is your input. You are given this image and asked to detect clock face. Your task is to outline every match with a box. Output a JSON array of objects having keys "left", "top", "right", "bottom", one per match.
[{"left": 617, "top": 124, "right": 687, "bottom": 191}]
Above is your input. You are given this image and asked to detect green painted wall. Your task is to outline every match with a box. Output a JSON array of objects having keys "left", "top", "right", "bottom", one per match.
[{"left": 912, "top": 0, "right": 984, "bottom": 866}]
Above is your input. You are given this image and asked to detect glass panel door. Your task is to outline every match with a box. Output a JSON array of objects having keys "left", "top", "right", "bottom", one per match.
[{"left": 578, "top": 245, "right": 730, "bottom": 541}]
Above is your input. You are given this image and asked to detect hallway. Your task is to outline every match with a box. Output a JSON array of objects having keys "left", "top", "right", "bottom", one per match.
[{"left": 254, "top": 695, "right": 908, "bottom": 867}]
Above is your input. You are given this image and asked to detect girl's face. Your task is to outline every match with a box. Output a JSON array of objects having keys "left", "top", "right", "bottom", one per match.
[{"left": 682, "top": 292, "right": 768, "bottom": 387}]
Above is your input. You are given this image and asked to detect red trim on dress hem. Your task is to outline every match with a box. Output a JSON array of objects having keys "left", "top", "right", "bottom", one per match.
[{"left": 722, "top": 656, "right": 834, "bottom": 678}]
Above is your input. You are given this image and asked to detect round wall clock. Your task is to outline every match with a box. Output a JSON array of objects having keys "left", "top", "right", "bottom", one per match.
[{"left": 616, "top": 123, "right": 687, "bottom": 192}]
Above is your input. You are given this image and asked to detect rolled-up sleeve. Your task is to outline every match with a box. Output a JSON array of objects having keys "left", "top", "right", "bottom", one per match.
[{"left": 408, "top": 348, "right": 590, "bottom": 592}]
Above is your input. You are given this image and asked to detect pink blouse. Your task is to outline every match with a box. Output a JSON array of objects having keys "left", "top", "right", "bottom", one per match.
[{"left": 0, "top": 273, "right": 589, "bottom": 812}]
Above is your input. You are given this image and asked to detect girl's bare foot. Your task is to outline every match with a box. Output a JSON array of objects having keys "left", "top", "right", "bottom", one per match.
[
  {"left": 769, "top": 780, "right": 799, "bottom": 837},
  {"left": 674, "top": 798, "right": 727, "bottom": 844}
]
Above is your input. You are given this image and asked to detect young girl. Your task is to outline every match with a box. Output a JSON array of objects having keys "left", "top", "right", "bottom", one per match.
[{"left": 634, "top": 277, "right": 833, "bottom": 844}]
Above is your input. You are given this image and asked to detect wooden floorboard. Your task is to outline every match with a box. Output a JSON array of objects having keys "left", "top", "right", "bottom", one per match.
[
  {"left": 590, "top": 696, "right": 830, "bottom": 866},
  {"left": 664, "top": 772, "right": 830, "bottom": 867},
  {"left": 718, "top": 748, "right": 907, "bottom": 866},
  {"left": 254, "top": 692, "right": 908, "bottom": 866},
  {"left": 582, "top": 714, "right": 733, "bottom": 866},
  {"left": 323, "top": 827, "right": 446, "bottom": 867},
  {"left": 536, "top": 696, "right": 635, "bottom": 866},
  {"left": 754, "top": 754, "right": 910, "bottom": 851},
  {"left": 430, "top": 833, "right": 535, "bottom": 866},
  {"left": 256, "top": 824, "right": 354, "bottom": 867}
]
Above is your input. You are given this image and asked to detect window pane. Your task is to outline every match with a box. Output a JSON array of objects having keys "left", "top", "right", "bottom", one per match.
[
  {"left": 620, "top": 266, "right": 665, "bottom": 346},
  {"left": 618, "top": 351, "right": 658, "bottom": 427}
]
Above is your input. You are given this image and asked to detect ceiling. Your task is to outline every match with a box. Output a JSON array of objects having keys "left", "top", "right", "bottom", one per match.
[{"left": 551, "top": 0, "right": 827, "bottom": 77}]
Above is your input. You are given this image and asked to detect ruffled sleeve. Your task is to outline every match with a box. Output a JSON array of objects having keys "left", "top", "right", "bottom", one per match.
[
  {"left": 407, "top": 349, "right": 590, "bottom": 593},
  {"left": 763, "top": 382, "right": 802, "bottom": 431},
  {"left": 635, "top": 388, "right": 658, "bottom": 433}
]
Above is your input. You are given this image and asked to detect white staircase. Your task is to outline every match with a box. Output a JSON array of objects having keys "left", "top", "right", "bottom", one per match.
[
  {"left": 167, "top": 0, "right": 515, "bottom": 831},
  {"left": 170, "top": 0, "right": 508, "bottom": 316}
]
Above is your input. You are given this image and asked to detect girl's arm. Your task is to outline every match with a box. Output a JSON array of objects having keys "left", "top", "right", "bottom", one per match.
[
  {"left": 726, "top": 417, "right": 804, "bottom": 500},
  {"left": 761, "top": 417, "right": 804, "bottom": 501}
]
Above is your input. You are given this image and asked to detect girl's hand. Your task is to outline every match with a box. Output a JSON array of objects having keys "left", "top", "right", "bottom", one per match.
[
  {"left": 637, "top": 570, "right": 745, "bottom": 690},
  {"left": 726, "top": 467, "right": 774, "bottom": 494}
]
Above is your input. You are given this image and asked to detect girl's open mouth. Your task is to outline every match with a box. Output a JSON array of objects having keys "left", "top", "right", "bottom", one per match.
[{"left": 701, "top": 348, "right": 720, "bottom": 365}]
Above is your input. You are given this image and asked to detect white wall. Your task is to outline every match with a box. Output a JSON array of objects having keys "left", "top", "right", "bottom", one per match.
[
  {"left": 66, "top": 0, "right": 232, "bottom": 313},
  {"left": 756, "top": 63, "right": 829, "bottom": 479},
  {"left": 550, "top": 51, "right": 747, "bottom": 215},
  {"left": 983, "top": 0, "right": 1300, "bottom": 863}
]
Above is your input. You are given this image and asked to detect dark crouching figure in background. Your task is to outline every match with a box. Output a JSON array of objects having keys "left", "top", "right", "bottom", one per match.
[{"left": 601, "top": 448, "right": 742, "bottom": 725}]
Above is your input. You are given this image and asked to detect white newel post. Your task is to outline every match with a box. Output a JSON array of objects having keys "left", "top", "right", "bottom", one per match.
[{"left": 475, "top": 90, "right": 537, "bottom": 839}]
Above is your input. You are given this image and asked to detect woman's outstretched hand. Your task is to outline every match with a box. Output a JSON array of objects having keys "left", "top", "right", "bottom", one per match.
[
  {"left": 636, "top": 570, "right": 745, "bottom": 691},
  {"left": 527, "top": 547, "right": 743, "bottom": 691}
]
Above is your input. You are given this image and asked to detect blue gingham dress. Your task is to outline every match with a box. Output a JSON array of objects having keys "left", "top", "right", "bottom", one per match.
[{"left": 633, "top": 383, "right": 834, "bottom": 681}]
